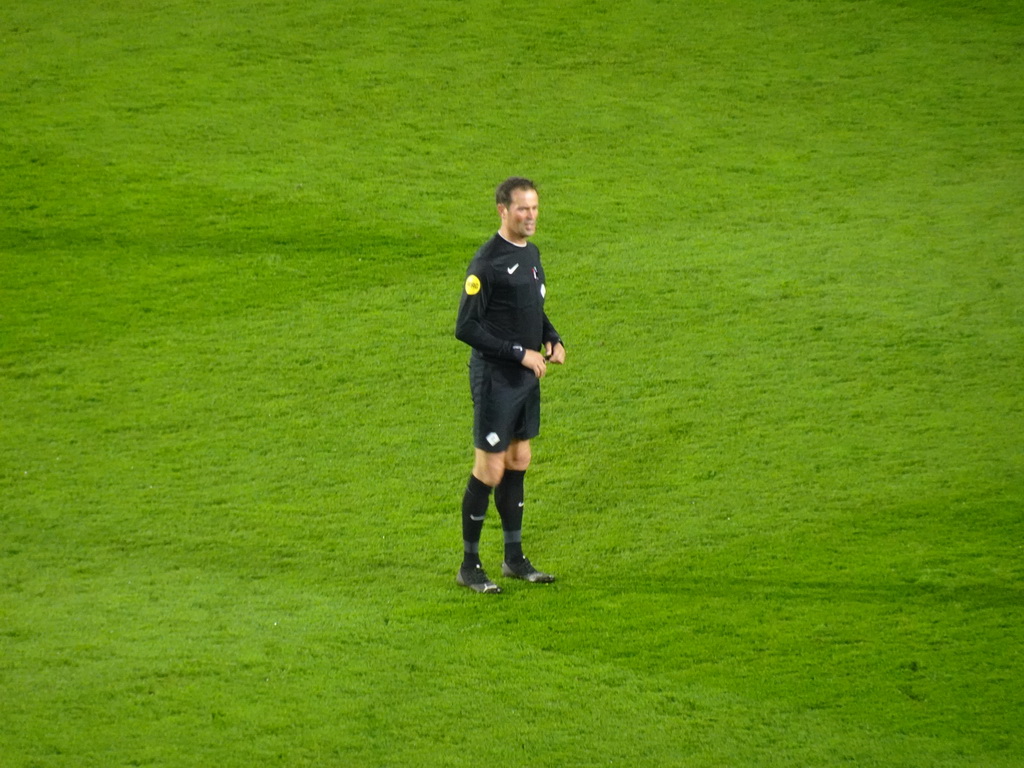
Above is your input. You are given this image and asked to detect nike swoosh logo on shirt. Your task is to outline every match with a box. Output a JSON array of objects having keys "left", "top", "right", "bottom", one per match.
[{"left": 507, "top": 264, "right": 519, "bottom": 274}]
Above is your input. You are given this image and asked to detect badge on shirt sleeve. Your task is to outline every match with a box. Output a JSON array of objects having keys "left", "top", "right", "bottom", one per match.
[{"left": 465, "top": 275, "right": 481, "bottom": 295}]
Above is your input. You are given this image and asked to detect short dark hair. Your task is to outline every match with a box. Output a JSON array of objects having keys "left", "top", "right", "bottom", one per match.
[{"left": 495, "top": 176, "right": 536, "bottom": 207}]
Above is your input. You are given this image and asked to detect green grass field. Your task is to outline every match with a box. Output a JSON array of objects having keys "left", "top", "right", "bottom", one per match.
[{"left": 2, "top": 1, "right": 1022, "bottom": 765}]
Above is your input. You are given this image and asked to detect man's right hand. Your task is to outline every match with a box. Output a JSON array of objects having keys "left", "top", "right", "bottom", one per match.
[{"left": 520, "top": 349, "right": 548, "bottom": 378}]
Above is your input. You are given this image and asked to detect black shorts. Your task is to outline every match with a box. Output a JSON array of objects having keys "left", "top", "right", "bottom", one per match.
[{"left": 469, "top": 356, "right": 541, "bottom": 453}]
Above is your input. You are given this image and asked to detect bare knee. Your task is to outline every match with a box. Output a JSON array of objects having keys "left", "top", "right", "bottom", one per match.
[
  {"left": 505, "top": 440, "right": 531, "bottom": 472},
  {"left": 472, "top": 449, "right": 507, "bottom": 487}
]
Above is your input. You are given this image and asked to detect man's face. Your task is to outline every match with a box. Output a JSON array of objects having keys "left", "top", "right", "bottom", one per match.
[{"left": 499, "top": 188, "right": 539, "bottom": 243}]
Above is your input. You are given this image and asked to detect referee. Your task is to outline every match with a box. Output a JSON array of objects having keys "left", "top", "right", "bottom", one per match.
[{"left": 454, "top": 177, "right": 566, "bottom": 594}]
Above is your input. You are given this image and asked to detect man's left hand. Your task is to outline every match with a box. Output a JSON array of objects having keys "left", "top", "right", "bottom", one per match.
[{"left": 544, "top": 342, "right": 566, "bottom": 364}]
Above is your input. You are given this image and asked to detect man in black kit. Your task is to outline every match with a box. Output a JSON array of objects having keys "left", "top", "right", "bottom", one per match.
[{"left": 454, "top": 177, "right": 566, "bottom": 594}]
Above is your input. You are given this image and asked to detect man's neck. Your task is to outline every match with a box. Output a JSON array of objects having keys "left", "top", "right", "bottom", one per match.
[{"left": 498, "top": 229, "right": 528, "bottom": 247}]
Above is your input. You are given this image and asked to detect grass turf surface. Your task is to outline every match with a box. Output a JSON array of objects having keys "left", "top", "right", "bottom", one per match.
[{"left": 2, "top": 0, "right": 1022, "bottom": 765}]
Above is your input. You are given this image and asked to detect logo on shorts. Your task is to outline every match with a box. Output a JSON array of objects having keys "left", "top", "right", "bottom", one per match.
[
  {"left": 465, "top": 275, "right": 481, "bottom": 295},
  {"left": 486, "top": 432, "right": 500, "bottom": 447}
]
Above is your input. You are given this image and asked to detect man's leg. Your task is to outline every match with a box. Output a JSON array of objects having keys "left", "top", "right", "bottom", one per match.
[
  {"left": 457, "top": 450, "right": 507, "bottom": 594},
  {"left": 460, "top": 474, "right": 491, "bottom": 570},
  {"left": 494, "top": 440, "right": 530, "bottom": 565},
  {"left": 461, "top": 449, "right": 507, "bottom": 567},
  {"left": 496, "top": 440, "right": 555, "bottom": 583}
]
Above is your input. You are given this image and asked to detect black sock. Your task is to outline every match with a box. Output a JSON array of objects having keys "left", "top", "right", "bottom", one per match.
[
  {"left": 461, "top": 474, "right": 492, "bottom": 569},
  {"left": 495, "top": 469, "right": 526, "bottom": 564}
]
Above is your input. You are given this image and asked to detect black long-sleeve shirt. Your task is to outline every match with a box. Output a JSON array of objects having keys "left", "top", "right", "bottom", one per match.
[{"left": 455, "top": 233, "right": 561, "bottom": 364}]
